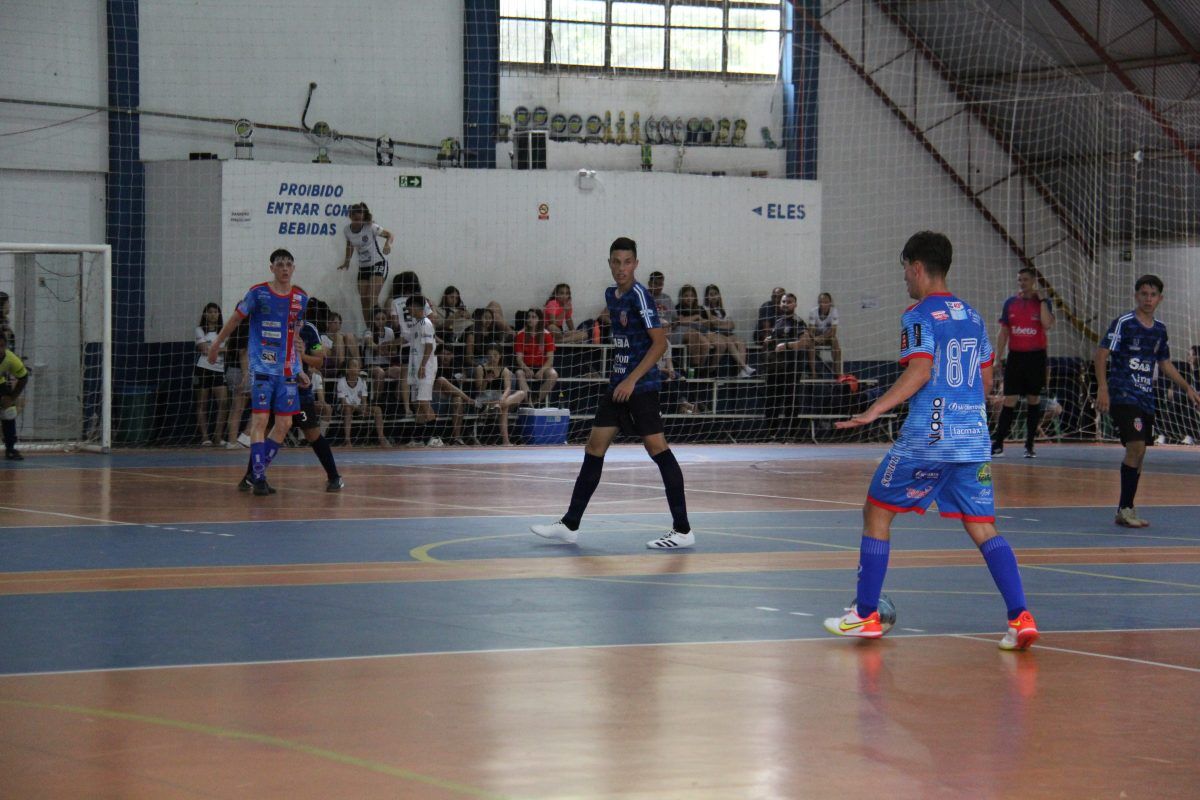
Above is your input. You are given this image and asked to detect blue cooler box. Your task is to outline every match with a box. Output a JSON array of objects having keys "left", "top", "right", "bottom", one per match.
[{"left": 515, "top": 407, "right": 569, "bottom": 444}]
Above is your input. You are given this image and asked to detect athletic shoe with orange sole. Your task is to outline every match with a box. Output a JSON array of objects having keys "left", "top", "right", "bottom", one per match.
[
  {"left": 998, "top": 610, "right": 1039, "bottom": 651},
  {"left": 823, "top": 606, "right": 884, "bottom": 639}
]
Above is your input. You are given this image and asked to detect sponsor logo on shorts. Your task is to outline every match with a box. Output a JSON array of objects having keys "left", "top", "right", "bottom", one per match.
[
  {"left": 906, "top": 487, "right": 931, "bottom": 499},
  {"left": 976, "top": 464, "right": 992, "bottom": 486},
  {"left": 880, "top": 455, "right": 900, "bottom": 487},
  {"left": 912, "top": 469, "right": 940, "bottom": 480}
]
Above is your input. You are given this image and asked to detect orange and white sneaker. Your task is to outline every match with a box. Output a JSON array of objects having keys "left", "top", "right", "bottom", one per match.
[
  {"left": 823, "top": 606, "right": 884, "bottom": 639},
  {"left": 998, "top": 610, "right": 1039, "bottom": 651}
]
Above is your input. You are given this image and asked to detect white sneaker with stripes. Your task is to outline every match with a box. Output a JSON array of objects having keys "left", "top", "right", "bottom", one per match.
[{"left": 646, "top": 530, "right": 695, "bottom": 549}]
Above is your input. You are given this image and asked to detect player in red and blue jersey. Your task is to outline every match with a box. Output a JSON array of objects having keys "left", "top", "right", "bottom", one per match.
[
  {"left": 531, "top": 236, "right": 693, "bottom": 549},
  {"left": 209, "top": 248, "right": 308, "bottom": 495},
  {"left": 826, "top": 231, "right": 1038, "bottom": 650},
  {"left": 1095, "top": 275, "right": 1199, "bottom": 528},
  {"left": 991, "top": 266, "right": 1055, "bottom": 457}
]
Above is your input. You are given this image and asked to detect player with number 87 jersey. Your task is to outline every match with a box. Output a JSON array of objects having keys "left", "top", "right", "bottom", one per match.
[{"left": 889, "top": 291, "right": 994, "bottom": 463}]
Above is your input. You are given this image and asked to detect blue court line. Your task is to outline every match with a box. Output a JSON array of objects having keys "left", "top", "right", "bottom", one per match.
[
  {"left": 1, "top": 561, "right": 1197, "bottom": 675},
  {"left": 1, "top": 507, "right": 1198, "bottom": 573}
]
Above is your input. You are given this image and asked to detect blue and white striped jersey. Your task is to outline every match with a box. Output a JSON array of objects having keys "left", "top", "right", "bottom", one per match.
[{"left": 890, "top": 292, "right": 994, "bottom": 462}]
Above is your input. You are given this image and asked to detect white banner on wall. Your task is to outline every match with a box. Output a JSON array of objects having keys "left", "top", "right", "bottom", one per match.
[{"left": 146, "top": 161, "right": 821, "bottom": 340}]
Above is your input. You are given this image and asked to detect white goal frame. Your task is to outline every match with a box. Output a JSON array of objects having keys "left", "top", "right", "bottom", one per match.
[{"left": 0, "top": 243, "right": 112, "bottom": 452}]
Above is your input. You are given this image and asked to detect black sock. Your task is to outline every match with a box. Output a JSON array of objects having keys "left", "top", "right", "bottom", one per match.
[
  {"left": 562, "top": 452, "right": 604, "bottom": 530},
  {"left": 2, "top": 418, "right": 15, "bottom": 450},
  {"left": 1119, "top": 463, "right": 1140, "bottom": 509},
  {"left": 994, "top": 405, "right": 1015, "bottom": 445},
  {"left": 310, "top": 435, "right": 339, "bottom": 480},
  {"left": 651, "top": 448, "right": 690, "bottom": 533},
  {"left": 1025, "top": 403, "right": 1043, "bottom": 449}
]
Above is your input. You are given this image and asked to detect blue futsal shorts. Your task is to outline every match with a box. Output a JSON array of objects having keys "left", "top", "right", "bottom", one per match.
[
  {"left": 867, "top": 453, "right": 995, "bottom": 523},
  {"left": 251, "top": 373, "right": 299, "bottom": 416}
]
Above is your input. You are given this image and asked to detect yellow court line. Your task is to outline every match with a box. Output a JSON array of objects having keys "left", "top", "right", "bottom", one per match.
[
  {"left": 1025, "top": 564, "right": 1200, "bottom": 590},
  {"left": 0, "top": 699, "right": 518, "bottom": 800},
  {"left": 574, "top": 576, "right": 1200, "bottom": 597}
]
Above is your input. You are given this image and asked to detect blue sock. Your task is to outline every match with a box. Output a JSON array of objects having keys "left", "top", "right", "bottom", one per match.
[
  {"left": 263, "top": 438, "right": 280, "bottom": 468},
  {"left": 980, "top": 536, "right": 1027, "bottom": 620},
  {"left": 855, "top": 536, "right": 890, "bottom": 616},
  {"left": 250, "top": 442, "right": 266, "bottom": 481}
]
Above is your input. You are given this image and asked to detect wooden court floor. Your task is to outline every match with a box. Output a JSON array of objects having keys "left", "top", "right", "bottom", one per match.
[{"left": 1, "top": 443, "right": 1198, "bottom": 799}]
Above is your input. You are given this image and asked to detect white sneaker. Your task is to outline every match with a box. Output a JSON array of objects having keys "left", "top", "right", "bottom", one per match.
[
  {"left": 237, "top": 432, "right": 251, "bottom": 447},
  {"left": 1154, "top": 434, "right": 1167, "bottom": 445},
  {"left": 407, "top": 440, "right": 425, "bottom": 448},
  {"left": 738, "top": 366, "right": 757, "bottom": 378},
  {"left": 646, "top": 530, "right": 695, "bottom": 549},
  {"left": 427, "top": 436, "right": 444, "bottom": 447},
  {"left": 223, "top": 441, "right": 239, "bottom": 450},
  {"left": 531, "top": 520, "right": 578, "bottom": 544},
  {"left": 1183, "top": 435, "right": 1196, "bottom": 446}
]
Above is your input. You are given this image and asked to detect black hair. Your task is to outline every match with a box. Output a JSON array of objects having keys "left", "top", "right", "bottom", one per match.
[
  {"left": 1018, "top": 266, "right": 1037, "bottom": 278},
  {"left": 440, "top": 285, "right": 465, "bottom": 310},
  {"left": 704, "top": 284, "right": 724, "bottom": 312},
  {"left": 392, "top": 270, "right": 421, "bottom": 297},
  {"left": 198, "top": 302, "right": 224, "bottom": 332},
  {"left": 349, "top": 202, "right": 373, "bottom": 223},
  {"left": 900, "top": 231, "right": 952, "bottom": 277},
  {"left": 407, "top": 293, "right": 427, "bottom": 310},
  {"left": 1135, "top": 274, "right": 1164, "bottom": 293},
  {"left": 269, "top": 247, "right": 294, "bottom": 264},
  {"left": 610, "top": 236, "right": 638, "bottom": 258}
]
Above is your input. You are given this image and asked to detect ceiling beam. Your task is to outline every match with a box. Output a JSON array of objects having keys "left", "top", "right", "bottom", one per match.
[
  {"left": 1140, "top": 0, "right": 1200, "bottom": 68},
  {"left": 1048, "top": 0, "right": 1200, "bottom": 174}
]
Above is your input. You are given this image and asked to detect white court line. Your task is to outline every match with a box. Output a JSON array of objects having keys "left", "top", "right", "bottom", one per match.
[
  {"left": 5, "top": 627, "right": 1199, "bottom": 679},
  {"left": 0, "top": 504, "right": 141, "bottom": 527},
  {"left": 956, "top": 633, "right": 1200, "bottom": 674}
]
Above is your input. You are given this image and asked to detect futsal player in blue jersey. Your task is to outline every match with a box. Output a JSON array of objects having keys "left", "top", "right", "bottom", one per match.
[
  {"left": 826, "top": 231, "right": 1038, "bottom": 650},
  {"left": 1095, "top": 275, "right": 1199, "bottom": 528},
  {"left": 209, "top": 248, "right": 309, "bottom": 495},
  {"left": 236, "top": 303, "right": 343, "bottom": 492},
  {"left": 531, "top": 236, "right": 693, "bottom": 549}
]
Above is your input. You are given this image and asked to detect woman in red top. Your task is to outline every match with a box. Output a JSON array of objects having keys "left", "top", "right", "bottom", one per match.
[
  {"left": 514, "top": 307, "right": 559, "bottom": 405},
  {"left": 544, "top": 283, "right": 588, "bottom": 343}
]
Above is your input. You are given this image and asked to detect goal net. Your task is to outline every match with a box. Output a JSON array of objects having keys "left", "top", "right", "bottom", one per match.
[
  {"left": 0, "top": 245, "right": 112, "bottom": 452},
  {"left": 6, "top": 1, "right": 1196, "bottom": 449}
]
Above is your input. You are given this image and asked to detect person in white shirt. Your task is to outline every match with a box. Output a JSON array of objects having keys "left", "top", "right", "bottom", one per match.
[
  {"left": 807, "top": 292, "right": 843, "bottom": 375},
  {"left": 337, "top": 202, "right": 395, "bottom": 328},
  {"left": 403, "top": 295, "right": 474, "bottom": 447},
  {"left": 336, "top": 358, "right": 389, "bottom": 447},
  {"left": 194, "top": 302, "right": 229, "bottom": 446}
]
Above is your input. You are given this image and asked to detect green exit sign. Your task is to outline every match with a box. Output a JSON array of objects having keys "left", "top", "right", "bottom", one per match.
[{"left": 398, "top": 175, "right": 423, "bottom": 188}]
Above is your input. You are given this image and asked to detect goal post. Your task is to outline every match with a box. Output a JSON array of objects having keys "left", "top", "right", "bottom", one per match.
[{"left": 0, "top": 243, "right": 112, "bottom": 452}]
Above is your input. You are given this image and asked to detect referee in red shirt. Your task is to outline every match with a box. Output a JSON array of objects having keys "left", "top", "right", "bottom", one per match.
[{"left": 992, "top": 267, "right": 1055, "bottom": 457}]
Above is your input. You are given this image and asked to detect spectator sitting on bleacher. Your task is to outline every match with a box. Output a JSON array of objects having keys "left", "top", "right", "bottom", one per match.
[
  {"left": 807, "top": 292, "right": 843, "bottom": 375},
  {"left": 362, "top": 307, "right": 407, "bottom": 416},
  {"left": 703, "top": 284, "right": 756, "bottom": 378},
  {"left": 762, "top": 293, "right": 813, "bottom": 435},
  {"left": 337, "top": 358, "right": 390, "bottom": 448},
  {"left": 756, "top": 286, "right": 785, "bottom": 346},
  {"left": 544, "top": 283, "right": 588, "bottom": 344},
  {"left": 320, "top": 311, "right": 356, "bottom": 380},
  {"left": 463, "top": 306, "right": 510, "bottom": 368},
  {"left": 514, "top": 307, "right": 559, "bottom": 405},
  {"left": 475, "top": 343, "right": 527, "bottom": 446},
  {"left": 437, "top": 285, "right": 472, "bottom": 340},
  {"left": 763, "top": 293, "right": 813, "bottom": 362},
  {"left": 649, "top": 270, "right": 712, "bottom": 376}
]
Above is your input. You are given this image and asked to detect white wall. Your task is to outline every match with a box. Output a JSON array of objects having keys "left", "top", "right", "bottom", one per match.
[{"left": 142, "top": 161, "right": 821, "bottom": 341}]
